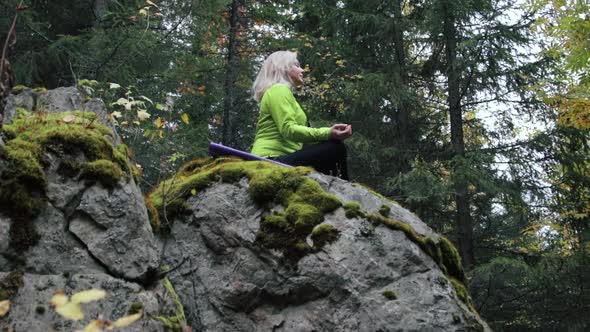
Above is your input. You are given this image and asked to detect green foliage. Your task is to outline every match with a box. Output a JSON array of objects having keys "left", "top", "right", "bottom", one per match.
[
  {"left": 471, "top": 253, "right": 590, "bottom": 331},
  {"left": 153, "top": 277, "right": 187, "bottom": 332}
]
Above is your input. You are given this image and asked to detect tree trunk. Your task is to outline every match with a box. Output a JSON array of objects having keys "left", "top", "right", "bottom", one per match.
[
  {"left": 93, "top": 0, "right": 108, "bottom": 27},
  {"left": 392, "top": 0, "right": 410, "bottom": 173},
  {"left": 222, "top": 0, "right": 242, "bottom": 147},
  {"left": 0, "top": 12, "right": 18, "bottom": 125},
  {"left": 443, "top": 0, "right": 474, "bottom": 270}
]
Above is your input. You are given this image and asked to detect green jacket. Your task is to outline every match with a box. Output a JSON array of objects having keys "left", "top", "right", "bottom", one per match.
[{"left": 251, "top": 84, "right": 331, "bottom": 158}]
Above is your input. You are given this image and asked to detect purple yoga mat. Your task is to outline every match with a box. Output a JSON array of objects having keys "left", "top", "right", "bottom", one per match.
[{"left": 208, "top": 142, "right": 292, "bottom": 168}]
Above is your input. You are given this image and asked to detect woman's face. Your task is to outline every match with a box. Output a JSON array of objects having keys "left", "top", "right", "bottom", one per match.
[{"left": 288, "top": 60, "right": 304, "bottom": 86}]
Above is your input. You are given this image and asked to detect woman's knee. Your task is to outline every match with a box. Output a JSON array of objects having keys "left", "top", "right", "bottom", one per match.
[{"left": 327, "top": 139, "right": 347, "bottom": 158}]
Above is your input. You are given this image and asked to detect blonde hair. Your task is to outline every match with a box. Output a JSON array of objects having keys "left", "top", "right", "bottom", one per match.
[{"left": 252, "top": 50, "right": 298, "bottom": 102}]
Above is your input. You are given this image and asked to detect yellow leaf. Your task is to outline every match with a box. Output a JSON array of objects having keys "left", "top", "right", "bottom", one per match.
[
  {"left": 50, "top": 291, "right": 69, "bottom": 307},
  {"left": 155, "top": 117, "right": 164, "bottom": 128},
  {"left": 56, "top": 301, "right": 84, "bottom": 321},
  {"left": 137, "top": 109, "right": 151, "bottom": 121},
  {"left": 322, "top": 83, "right": 330, "bottom": 89},
  {"left": 71, "top": 289, "right": 107, "bottom": 304},
  {"left": 75, "top": 320, "right": 104, "bottom": 332},
  {"left": 158, "top": 130, "right": 164, "bottom": 138},
  {"left": 63, "top": 115, "right": 76, "bottom": 123},
  {"left": 107, "top": 311, "right": 143, "bottom": 330},
  {"left": 139, "top": 8, "right": 148, "bottom": 16},
  {"left": 304, "top": 42, "right": 313, "bottom": 47},
  {"left": 191, "top": 189, "right": 197, "bottom": 196},
  {"left": 146, "top": 0, "right": 159, "bottom": 8},
  {"left": 121, "top": 121, "right": 129, "bottom": 126},
  {"left": 181, "top": 113, "right": 189, "bottom": 125},
  {"left": 0, "top": 300, "right": 10, "bottom": 317}
]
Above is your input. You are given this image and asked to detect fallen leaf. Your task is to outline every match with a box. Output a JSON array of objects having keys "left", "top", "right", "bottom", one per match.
[
  {"left": 0, "top": 300, "right": 10, "bottom": 317},
  {"left": 63, "top": 115, "right": 76, "bottom": 123},
  {"left": 107, "top": 310, "right": 142, "bottom": 329},
  {"left": 71, "top": 289, "right": 107, "bottom": 304},
  {"left": 75, "top": 320, "right": 104, "bottom": 332}
]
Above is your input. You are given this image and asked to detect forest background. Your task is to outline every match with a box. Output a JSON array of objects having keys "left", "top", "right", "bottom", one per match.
[{"left": 0, "top": 0, "right": 588, "bottom": 330}]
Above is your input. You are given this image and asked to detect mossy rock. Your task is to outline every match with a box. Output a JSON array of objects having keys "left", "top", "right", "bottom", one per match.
[
  {"left": 379, "top": 204, "right": 391, "bottom": 217},
  {"left": 80, "top": 159, "right": 124, "bottom": 188},
  {"left": 147, "top": 159, "right": 342, "bottom": 260},
  {"left": 382, "top": 290, "right": 397, "bottom": 300},
  {"left": 311, "top": 224, "right": 340, "bottom": 248},
  {"left": 365, "top": 212, "right": 475, "bottom": 315},
  {"left": 0, "top": 110, "right": 135, "bottom": 251},
  {"left": 0, "top": 271, "right": 24, "bottom": 301},
  {"left": 344, "top": 202, "right": 364, "bottom": 219}
]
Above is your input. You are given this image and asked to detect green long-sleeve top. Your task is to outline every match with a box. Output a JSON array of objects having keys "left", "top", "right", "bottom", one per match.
[{"left": 251, "top": 84, "right": 331, "bottom": 158}]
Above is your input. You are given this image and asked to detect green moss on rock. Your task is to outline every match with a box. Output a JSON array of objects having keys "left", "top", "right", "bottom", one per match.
[
  {"left": 0, "top": 110, "right": 136, "bottom": 251},
  {"left": 80, "top": 159, "right": 124, "bottom": 188},
  {"left": 127, "top": 302, "right": 144, "bottom": 315},
  {"left": 145, "top": 196, "right": 161, "bottom": 233},
  {"left": 343, "top": 202, "right": 364, "bottom": 218},
  {"left": 147, "top": 159, "right": 342, "bottom": 259},
  {"left": 366, "top": 212, "right": 475, "bottom": 315},
  {"left": 0, "top": 271, "right": 24, "bottom": 301},
  {"left": 379, "top": 204, "right": 391, "bottom": 217},
  {"left": 449, "top": 277, "right": 477, "bottom": 314},
  {"left": 382, "top": 290, "right": 397, "bottom": 300},
  {"left": 311, "top": 224, "right": 340, "bottom": 248},
  {"left": 439, "top": 236, "right": 466, "bottom": 284}
]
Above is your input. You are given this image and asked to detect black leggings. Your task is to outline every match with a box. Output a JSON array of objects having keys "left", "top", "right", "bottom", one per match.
[{"left": 273, "top": 140, "right": 349, "bottom": 180}]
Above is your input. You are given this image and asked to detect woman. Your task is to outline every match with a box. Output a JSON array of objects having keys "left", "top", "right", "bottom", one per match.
[{"left": 251, "top": 50, "right": 352, "bottom": 180}]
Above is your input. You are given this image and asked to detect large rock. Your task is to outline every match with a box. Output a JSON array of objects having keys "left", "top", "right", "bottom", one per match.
[
  {"left": 21, "top": 204, "right": 106, "bottom": 275},
  {"left": 1, "top": 86, "right": 159, "bottom": 281},
  {"left": 161, "top": 173, "right": 489, "bottom": 332},
  {"left": 3, "top": 87, "right": 121, "bottom": 145},
  {"left": 1, "top": 86, "right": 490, "bottom": 331},
  {"left": 0, "top": 272, "right": 172, "bottom": 332},
  {"left": 69, "top": 182, "right": 159, "bottom": 280}
]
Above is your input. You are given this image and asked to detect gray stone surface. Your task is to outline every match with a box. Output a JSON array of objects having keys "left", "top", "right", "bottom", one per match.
[
  {"left": 69, "top": 181, "right": 159, "bottom": 281},
  {"left": 0, "top": 272, "right": 170, "bottom": 332},
  {"left": 3, "top": 86, "right": 121, "bottom": 144},
  {"left": 0, "top": 214, "right": 10, "bottom": 269},
  {"left": 36, "top": 87, "right": 83, "bottom": 115},
  {"left": 43, "top": 150, "right": 89, "bottom": 210},
  {"left": 162, "top": 176, "right": 489, "bottom": 332},
  {"left": 309, "top": 173, "right": 436, "bottom": 238},
  {"left": 20, "top": 203, "right": 106, "bottom": 275},
  {"left": 3, "top": 89, "right": 35, "bottom": 123}
]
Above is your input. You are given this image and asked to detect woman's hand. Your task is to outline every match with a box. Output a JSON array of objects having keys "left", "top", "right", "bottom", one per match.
[{"left": 330, "top": 124, "right": 352, "bottom": 141}]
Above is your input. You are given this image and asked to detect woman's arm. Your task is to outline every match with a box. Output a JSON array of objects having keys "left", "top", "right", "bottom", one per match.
[{"left": 267, "top": 85, "right": 331, "bottom": 143}]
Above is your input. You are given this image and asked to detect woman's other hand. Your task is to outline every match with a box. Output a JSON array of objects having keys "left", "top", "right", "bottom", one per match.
[{"left": 330, "top": 124, "right": 353, "bottom": 141}]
